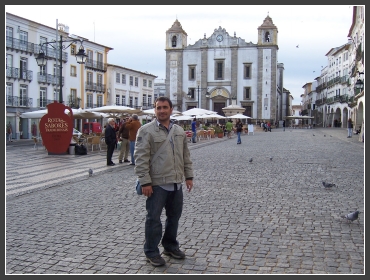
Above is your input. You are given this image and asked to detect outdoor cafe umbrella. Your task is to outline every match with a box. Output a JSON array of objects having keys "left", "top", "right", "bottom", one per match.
[
  {"left": 68, "top": 109, "right": 105, "bottom": 119},
  {"left": 181, "top": 108, "right": 216, "bottom": 117},
  {"left": 143, "top": 108, "right": 182, "bottom": 116},
  {"left": 20, "top": 108, "right": 105, "bottom": 120},
  {"left": 87, "top": 105, "right": 141, "bottom": 115},
  {"left": 20, "top": 109, "right": 48, "bottom": 119},
  {"left": 197, "top": 113, "right": 226, "bottom": 120},
  {"left": 170, "top": 115, "right": 193, "bottom": 121},
  {"left": 228, "top": 113, "right": 251, "bottom": 119}
]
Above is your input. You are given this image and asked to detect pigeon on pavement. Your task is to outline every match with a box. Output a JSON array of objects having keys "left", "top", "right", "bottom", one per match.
[
  {"left": 270, "top": 156, "right": 273, "bottom": 161},
  {"left": 322, "top": 181, "right": 336, "bottom": 188},
  {"left": 88, "top": 168, "right": 93, "bottom": 177},
  {"left": 341, "top": 210, "right": 360, "bottom": 223},
  {"left": 313, "top": 134, "right": 315, "bottom": 136},
  {"left": 249, "top": 158, "right": 253, "bottom": 163}
]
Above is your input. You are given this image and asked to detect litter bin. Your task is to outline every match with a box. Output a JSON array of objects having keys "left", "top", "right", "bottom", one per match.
[{"left": 69, "top": 139, "right": 77, "bottom": 155}]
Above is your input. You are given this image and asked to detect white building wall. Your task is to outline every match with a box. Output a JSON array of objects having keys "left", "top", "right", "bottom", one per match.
[
  {"left": 262, "top": 49, "right": 272, "bottom": 120},
  {"left": 237, "top": 48, "right": 259, "bottom": 118}
]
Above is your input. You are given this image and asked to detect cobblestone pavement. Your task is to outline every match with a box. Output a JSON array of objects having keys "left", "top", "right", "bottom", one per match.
[{"left": 6, "top": 128, "right": 364, "bottom": 274}]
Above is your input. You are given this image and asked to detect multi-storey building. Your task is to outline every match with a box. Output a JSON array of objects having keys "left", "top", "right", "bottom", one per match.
[
  {"left": 164, "top": 14, "right": 289, "bottom": 125},
  {"left": 154, "top": 79, "right": 166, "bottom": 101},
  {"left": 347, "top": 6, "right": 364, "bottom": 137},
  {"left": 300, "top": 6, "right": 364, "bottom": 134},
  {"left": 6, "top": 12, "right": 113, "bottom": 139},
  {"left": 106, "top": 64, "right": 157, "bottom": 111}
]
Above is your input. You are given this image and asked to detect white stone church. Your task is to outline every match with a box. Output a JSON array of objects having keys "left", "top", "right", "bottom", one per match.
[{"left": 165, "top": 14, "right": 290, "bottom": 124}]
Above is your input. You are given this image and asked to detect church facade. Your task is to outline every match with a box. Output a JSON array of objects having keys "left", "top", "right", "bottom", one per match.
[{"left": 165, "top": 15, "right": 289, "bottom": 124}]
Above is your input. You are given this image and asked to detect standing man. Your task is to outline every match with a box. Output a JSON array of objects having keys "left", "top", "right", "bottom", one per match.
[
  {"left": 125, "top": 114, "right": 141, "bottom": 166},
  {"left": 225, "top": 119, "right": 233, "bottom": 138},
  {"left": 7, "top": 123, "right": 13, "bottom": 142},
  {"left": 347, "top": 118, "right": 353, "bottom": 138},
  {"left": 191, "top": 117, "right": 197, "bottom": 143},
  {"left": 105, "top": 118, "right": 117, "bottom": 166},
  {"left": 134, "top": 96, "right": 194, "bottom": 267},
  {"left": 117, "top": 117, "right": 130, "bottom": 163},
  {"left": 283, "top": 120, "right": 285, "bottom": 131}
]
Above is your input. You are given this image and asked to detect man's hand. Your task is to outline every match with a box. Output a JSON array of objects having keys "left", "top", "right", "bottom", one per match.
[
  {"left": 185, "top": 179, "right": 193, "bottom": 192},
  {"left": 142, "top": 185, "right": 153, "bottom": 197}
]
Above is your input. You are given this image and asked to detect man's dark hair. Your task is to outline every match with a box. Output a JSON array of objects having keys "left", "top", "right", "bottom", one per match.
[{"left": 154, "top": 96, "right": 173, "bottom": 108}]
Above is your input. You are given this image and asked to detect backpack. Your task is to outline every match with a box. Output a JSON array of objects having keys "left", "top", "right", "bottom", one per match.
[{"left": 75, "top": 144, "right": 87, "bottom": 155}]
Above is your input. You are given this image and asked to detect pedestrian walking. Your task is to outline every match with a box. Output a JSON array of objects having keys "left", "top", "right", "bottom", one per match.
[
  {"left": 125, "top": 114, "right": 141, "bottom": 165},
  {"left": 117, "top": 117, "right": 130, "bottom": 163},
  {"left": 134, "top": 96, "right": 194, "bottom": 267},
  {"left": 347, "top": 118, "right": 353, "bottom": 138},
  {"left": 7, "top": 124, "right": 13, "bottom": 142},
  {"left": 191, "top": 118, "right": 197, "bottom": 143},
  {"left": 105, "top": 118, "right": 117, "bottom": 166},
  {"left": 235, "top": 118, "right": 243, "bottom": 144}
]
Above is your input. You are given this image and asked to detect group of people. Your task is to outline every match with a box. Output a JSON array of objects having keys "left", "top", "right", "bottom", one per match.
[
  {"left": 261, "top": 121, "right": 272, "bottom": 132},
  {"left": 104, "top": 114, "right": 141, "bottom": 166}
]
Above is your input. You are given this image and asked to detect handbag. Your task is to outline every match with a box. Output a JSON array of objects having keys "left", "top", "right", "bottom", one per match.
[{"left": 135, "top": 127, "right": 175, "bottom": 195}]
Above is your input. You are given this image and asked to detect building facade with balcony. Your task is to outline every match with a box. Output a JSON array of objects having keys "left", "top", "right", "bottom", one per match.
[
  {"left": 6, "top": 12, "right": 113, "bottom": 139},
  {"left": 347, "top": 6, "right": 364, "bottom": 139},
  {"left": 106, "top": 64, "right": 157, "bottom": 111},
  {"left": 165, "top": 14, "right": 288, "bottom": 125},
  {"left": 300, "top": 6, "right": 364, "bottom": 131}
]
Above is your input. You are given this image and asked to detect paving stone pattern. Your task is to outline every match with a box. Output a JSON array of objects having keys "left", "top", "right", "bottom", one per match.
[{"left": 6, "top": 128, "right": 364, "bottom": 274}]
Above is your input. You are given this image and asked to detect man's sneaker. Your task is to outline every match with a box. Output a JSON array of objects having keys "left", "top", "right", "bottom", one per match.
[
  {"left": 163, "top": 248, "right": 185, "bottom": 259},
  {"left": 124, "top": 159, "right": 130, "bottom": 162},
  {"left": 146, "top": 255, "right": 166, "bottom": 267},
  {"left": 119, "top": 160, "right": 123, "bottom": 163}
]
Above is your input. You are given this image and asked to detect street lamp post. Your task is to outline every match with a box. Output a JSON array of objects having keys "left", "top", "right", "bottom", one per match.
[
  {"left": 35, "top": 35, "right": 88, "bottom": 104},
  {"left": 188, "top": 83, "right": 210, "bottom": 108},
  {"left": 355, "top": 71, "right": 364, "bottom": 94}
]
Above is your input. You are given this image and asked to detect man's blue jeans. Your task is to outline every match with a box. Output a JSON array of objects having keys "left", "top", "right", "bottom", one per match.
[
  {"left": 192, "top": 130, "right": 196, "bottom": 143},
  {"left": 129, "top": 140, "right": 135, "bottom": 164},
  {"left": 237, "top": 131, "right": 241, "bottom": 143},
  {"left": 144, "top": 186, "right": 183, "bottom": 258}
]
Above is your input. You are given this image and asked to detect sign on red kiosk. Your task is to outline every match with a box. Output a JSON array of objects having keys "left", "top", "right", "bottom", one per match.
[{"left": 39, "top": 101, "right": 73, "bottom": 154}]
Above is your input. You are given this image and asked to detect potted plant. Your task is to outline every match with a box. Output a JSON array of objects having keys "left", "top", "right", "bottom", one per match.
[{"left": 214, "top": 126, "right": 224, "bottom": 138}]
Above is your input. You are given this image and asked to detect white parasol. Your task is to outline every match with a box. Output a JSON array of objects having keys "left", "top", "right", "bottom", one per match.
[
  {"left": 197, "top": 113, "right": 226, "bottom": 120},
  {"left": 143, "top": 108, "right": 182, "bottom": 115},
  {"left": 170, "top": 115, "right": 193, "bottom": 121},
  {"left": 228, "top": 113, "right": 251, "bottom": 119},
  {"left": 87, "top": 105, "right": 141, "bottom": 115},
  {"left": 181, "top": 108, "right": 217, "bottom": 116}
]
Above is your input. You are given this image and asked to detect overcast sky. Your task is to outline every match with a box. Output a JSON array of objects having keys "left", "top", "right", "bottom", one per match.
[{"left": 6, "top": 5, "right": 356, "bottom": 105}]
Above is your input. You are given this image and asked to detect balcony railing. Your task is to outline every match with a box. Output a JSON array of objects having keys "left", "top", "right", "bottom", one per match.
[
  {"left": 6, "top": 95, "right": 33, "bottom": 107},
  {"left": 315, "top": 97, "right": 326, "bottom": 106},
  {"left": 327, "top": 76, "right": 342, "bottom": 88},
  {"left": 300, "top": 109, "right": 308, "bottom": 116},
  {"left": 6, "top": 36, "right": 68, "bottom": 62},
  {"left": 85, "top": 82, "right": 106, "bottom": 93},
  {"left": 37, "top": 72, "right": 64, "bottom": 86},
  {"left": 85, "top": 58, "right": 107, "bottom": 72},
  {"left": 356, "top": 43, "right": 363, "bottom": 61},
  {"left": 67, "top": 95, "right": 81, "bottom": 109},
  {"left": 6, "top": 67, "right": 33, "bottom": 81},
  {"left": 348, "top": 96, "right": 357, "bottom": 108},
  {"left": 36, "top": 98, "right": 55, "bottom": 108},
  {"left": 114, "top": 103, "right": 142, "bottom": 110},
  {"left": 141, "top": 103, "right": 154, "bottom": 110}
]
